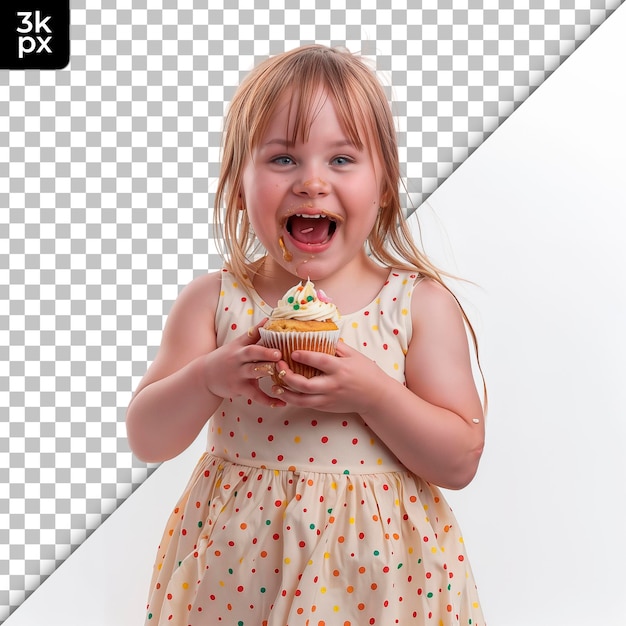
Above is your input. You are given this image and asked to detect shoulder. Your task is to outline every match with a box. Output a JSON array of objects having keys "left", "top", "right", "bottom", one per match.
[
  {"left": 410, "top": 277, "right": 464, "bottom": 330},
  {"left": 129, "top": 270, "right": 223, "bottom": 398},
  {"left": 165, "top": 270, "right": 222, "bottom": 323},
  {"left": 407, "top": 277, "right": 470, "bottom": 367},
  {"left": 405, "top": 278, "right": 482, "bottom": 421}
]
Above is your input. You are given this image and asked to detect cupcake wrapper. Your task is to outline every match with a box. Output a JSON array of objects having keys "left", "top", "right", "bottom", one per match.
[{"left": 259, "top": 328, "right": 340, "bottom": 381}]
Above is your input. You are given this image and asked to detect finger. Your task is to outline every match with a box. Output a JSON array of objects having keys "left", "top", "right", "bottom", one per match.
[
  {"left": 290, "top": 349, "right": 335, "bottom": 373},
  {"left": 238, "top": 317, "right": 268, "bottom": 344},
  {"left": 247, "top": 382, "right": 287, "bottom": 408},
  {"left": 251, "top": 362, "right": 276, "bottom": 380},
  {"left": 333, "top": 340, "right": 354, "bottom": 357}
]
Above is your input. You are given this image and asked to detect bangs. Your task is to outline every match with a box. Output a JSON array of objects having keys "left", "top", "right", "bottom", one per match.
[{"left": 244, "top": 48, "right": 378, "bottom": 154}]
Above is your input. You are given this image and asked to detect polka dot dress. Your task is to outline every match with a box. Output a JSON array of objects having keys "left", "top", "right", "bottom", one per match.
[{"left": 144, "top": 268, "right": 485, "bottom": 626}]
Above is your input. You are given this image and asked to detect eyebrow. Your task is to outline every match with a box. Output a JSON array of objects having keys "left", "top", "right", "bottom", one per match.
[{"left": 261, "top": 138, "right": 357, "bottom": 149}]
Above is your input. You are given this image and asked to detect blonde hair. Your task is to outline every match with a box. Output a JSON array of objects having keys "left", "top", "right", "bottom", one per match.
[{"left": 214, "top": 45, "right": 485, "bottom": 403}]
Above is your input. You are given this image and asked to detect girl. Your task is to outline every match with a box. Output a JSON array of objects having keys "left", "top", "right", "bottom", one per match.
[{"left": 126, "top": 44, "right": 486, "bottom": 625}]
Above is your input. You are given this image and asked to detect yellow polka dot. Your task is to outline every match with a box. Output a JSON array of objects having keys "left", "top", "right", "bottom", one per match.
[
  {"left": 232, "top": 282, "right": 238, "bottom": 288},
  {"left": 320, "top": 587, "right": 327, "bottom": 594},
  {"left": 324, "top": 552, "right": 331, "bottom": 559},
  {"left": 220, "top": 290, "right": 225, "bottom": 297},
  {"left": 423, "top": 504, "right": 429, "bottom": 511},
  {"left": 284, "top": 557, "right": 291, "bottom": 564},
  {"left": 349, "top": 517, "right": 355, "bottom": 525},
  {"left": 331, "top": 482, "right": 337, "bottom": 490},
  {"left": 459, "top": 536, "right": 464, "bottom": 543},
  {"left": 294, "top": 436, "right": 301, "bottom": 443},
  {"left": 377, "top": 458, "right": 383, "bottom": 465},
  {"left": 473, "top": 602, "right": 480, "bottom": 609},
  {"left": 182, "top": 582, "right": 189, "bottom": 589},
  {"left": 393, "top": 363, "right": 399, "bottom": 370},
  {"left": 431, "top": 546, "right": 437, "bottom": 554},
  {"left": 401, "top": 308, "right": 408, "bottom": 316},
  {"left": 247, "top": 308, "right": 254, "bottom": 315},
  {"left": 333, "top": 606, "right": 340, "bottom": 612},
  {"left": 371, "top": 325, "right": 379, "bottom": 331}
]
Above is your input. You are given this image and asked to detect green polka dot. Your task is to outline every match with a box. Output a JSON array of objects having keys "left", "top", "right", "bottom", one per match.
[
  {"left": 265, "top": 519, "right": 271, "bottom": 525},
  {"left": 373, "top": 550, "right": 380, "bottom": 556},
  {"left": 427, "top": 592, "right": 433, "bottom": 598},
  {"left": 260, "top": 587, "right": 266, "bottom": 593},
  {"left": 309, "top": 523, "right": 316, "bottom": 530},
  {"left": 198, "top": 521, "right": 203, "bottom": 528},
  {"left": 228, "top": 568, "right": 234, "bottom": 574}
]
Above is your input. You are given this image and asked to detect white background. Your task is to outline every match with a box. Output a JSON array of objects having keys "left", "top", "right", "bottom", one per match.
[{"left": 6, "top": 4, "right": 626, "bottom": 625}]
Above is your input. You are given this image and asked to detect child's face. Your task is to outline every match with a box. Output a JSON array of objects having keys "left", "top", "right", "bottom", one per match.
[{"left": 241, "top": 89, "right": 384, "bottom": 282}]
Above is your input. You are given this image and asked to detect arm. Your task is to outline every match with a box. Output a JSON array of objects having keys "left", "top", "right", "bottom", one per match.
[
  {"left": 274, "top": 279, "right": 485, "bottom": 489},
  {"left": 360, "top": 279, "right": 485, "bottom": 488},
  {"left": 125, "top": 271, "right": 284, "bottom": 463}
]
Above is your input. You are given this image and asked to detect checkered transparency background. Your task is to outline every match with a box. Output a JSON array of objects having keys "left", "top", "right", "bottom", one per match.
[{"left": 0, "top": 0, "right": 622, "bottom": 619}]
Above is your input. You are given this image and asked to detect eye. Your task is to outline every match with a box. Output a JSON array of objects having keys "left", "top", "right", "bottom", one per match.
[
  {"left": 272, "top": 155, "right": 294, "bottom": 166},
  {"left": 331, "top": 155, "right": 354, "bottom": 166}
]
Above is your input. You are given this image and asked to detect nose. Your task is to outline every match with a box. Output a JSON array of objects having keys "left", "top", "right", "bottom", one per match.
[{"left": 292, "top": 175, "right": 330, "bottom": 198}]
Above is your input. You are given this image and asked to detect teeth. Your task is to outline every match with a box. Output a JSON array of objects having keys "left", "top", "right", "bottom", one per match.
[{"left": 295, "top": 213, "right": 323, "bottom": 218}]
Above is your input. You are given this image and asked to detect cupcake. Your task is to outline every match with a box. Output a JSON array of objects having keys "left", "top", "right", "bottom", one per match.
[{"left": 259, "top": 278, "right": 341, "bottom": 381}]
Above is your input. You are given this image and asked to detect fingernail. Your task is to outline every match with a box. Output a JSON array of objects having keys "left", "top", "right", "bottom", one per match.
[
  {"left": 247, "top": 327, "right": 255, "bottom": 337},
  {"left": 278, "top": 369, "right": 287, "bottom": 378}
]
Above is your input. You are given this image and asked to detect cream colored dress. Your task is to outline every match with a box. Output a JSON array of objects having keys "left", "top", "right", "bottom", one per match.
[{"left": 144, "top": 267, "right": 485, "bottom": 625}]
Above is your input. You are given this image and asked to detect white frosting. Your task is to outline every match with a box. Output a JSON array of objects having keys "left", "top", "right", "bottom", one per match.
[{"left": 270, "top": 279, "right": 340, "bottom": 322}]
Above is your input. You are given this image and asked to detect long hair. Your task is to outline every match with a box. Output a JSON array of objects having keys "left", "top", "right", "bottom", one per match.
[{"left": 213, "top": 44, "right": 486, "bottom": 405}]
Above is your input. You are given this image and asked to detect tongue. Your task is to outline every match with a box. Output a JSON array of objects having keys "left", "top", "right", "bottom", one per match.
[{"left": 289, "top": 216, "right": 332, "bottom": 244}]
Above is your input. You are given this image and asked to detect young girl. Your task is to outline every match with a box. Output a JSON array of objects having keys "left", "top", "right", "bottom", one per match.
[{"left": 126, "top": 44, "right": 486, "bottom": 626}]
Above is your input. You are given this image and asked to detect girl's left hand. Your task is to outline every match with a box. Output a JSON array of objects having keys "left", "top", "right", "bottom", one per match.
[{"left": 273, "top": 341, "right": 386, "bottom": 414}]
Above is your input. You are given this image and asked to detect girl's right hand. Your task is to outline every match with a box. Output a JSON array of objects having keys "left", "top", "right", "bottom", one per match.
[{"left": 204, "top": 318, "right": 286, "bottom": 407}]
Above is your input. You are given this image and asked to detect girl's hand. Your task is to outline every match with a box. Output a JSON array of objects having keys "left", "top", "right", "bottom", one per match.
[
  {"left": 272, "top": 341, "right": 385, "bottom": 414},
  {"left": 205, "top": 319, "right": 286, "bottom": 408}
]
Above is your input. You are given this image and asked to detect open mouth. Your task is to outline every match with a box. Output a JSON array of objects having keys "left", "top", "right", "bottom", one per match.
[{"left": 285, "top": 213, "right": 338, "bottom": 245}]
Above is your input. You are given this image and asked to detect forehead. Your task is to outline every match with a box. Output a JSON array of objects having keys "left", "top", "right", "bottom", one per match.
[{"left": 254, "top": 86, "right": 371, "bottom": 152}]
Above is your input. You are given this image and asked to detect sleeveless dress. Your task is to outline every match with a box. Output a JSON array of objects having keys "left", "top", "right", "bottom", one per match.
[{"left": 144, "top": 267, "right": 485, "bottom": 626}]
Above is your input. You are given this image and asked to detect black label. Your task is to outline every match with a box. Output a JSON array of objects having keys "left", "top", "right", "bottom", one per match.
[{"left": 0, "top": 1, "right": 70, "bottom": 70}]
